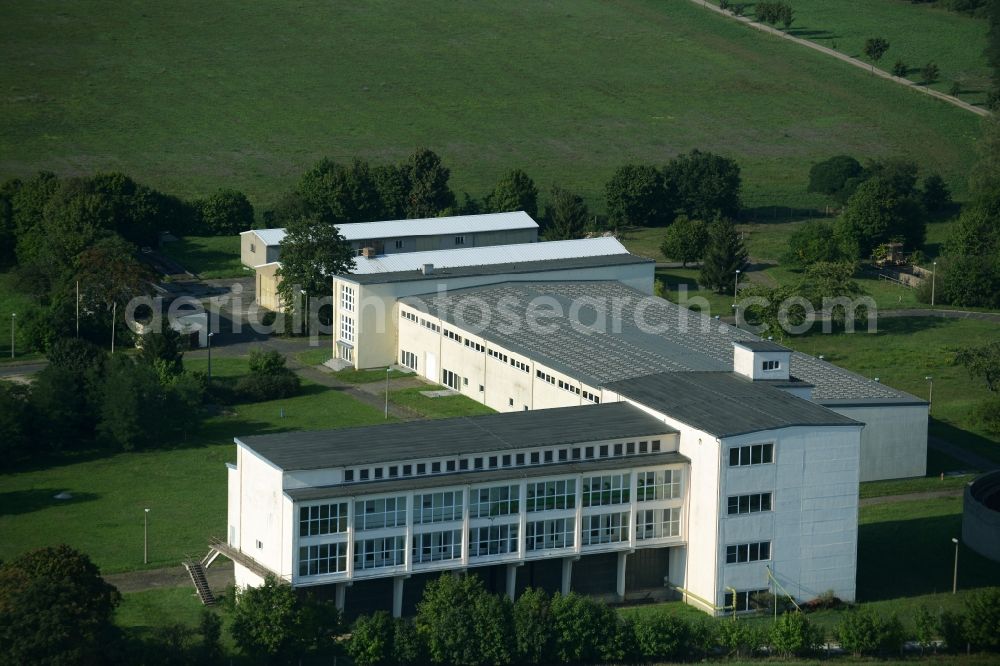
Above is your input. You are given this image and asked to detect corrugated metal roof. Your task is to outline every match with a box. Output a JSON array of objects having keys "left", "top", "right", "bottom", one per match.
[
  {"left": 238, "top": 402, "right": 676, "bottom": 471},
  {"left": 345, "top": 253, "right": 652, "bottom": 285},
  {"left": 249, "top": 228, "right": 288, "bottom": 246},
  {"left": 340, "top": 211, "right": 537, "bottom": 240},
  {"left": 352, "top": 237, "right": 630, "bottom": 275},
  {"left": 607, "top": 372, "right": 860, "bottom": 438},
  {"left": 245, "top": 212, "right": 538, "bottom": 247},
  {"left": 402, "top": 280, "right": 922, "bottom": 404}
]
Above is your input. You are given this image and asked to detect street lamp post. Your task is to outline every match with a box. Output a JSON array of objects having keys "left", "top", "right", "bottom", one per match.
[
  {"left": 385, "top": 367, "right": 390, "bottom": 420},
  {"left": 926, "top": 376, "right": 934, "bottom": 413},
  {"left": 207, "top": 332, "right": 214, "bottom": 381},
  {"left": 931, "top": 261, "right": 937, "bottom": 307},
  {"left": 144, "top": 508, "right": 150, "bottom": 565},
  {"left": 952, "top": 537, "right": 959, "bottom": 594},
  {"left": 733, "top": 269, "right": 741, "bottom": 302},
  {"left": 10, "top": 312, "right": 15, "bottom": 359}
]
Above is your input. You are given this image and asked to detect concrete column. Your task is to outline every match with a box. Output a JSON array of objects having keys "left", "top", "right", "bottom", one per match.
[
  {"left": 392, "top": 576, "right": 405, "bottom": 618},
  {"left": 335, "top": 582, "right": 347, "bottom": 612},
  {"left": 616, "top": 551, "right": 628, "bottom": 601},
  {"left": 505, "top": 563, "right": 519, "bottom": 600},
  {"left": 561, "top": 557, "right": 574, "bottom": 595}
]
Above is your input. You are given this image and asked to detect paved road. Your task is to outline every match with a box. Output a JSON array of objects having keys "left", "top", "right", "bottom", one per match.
[{"left": 687, "top": 0, "right": 989, "bottom": 117}]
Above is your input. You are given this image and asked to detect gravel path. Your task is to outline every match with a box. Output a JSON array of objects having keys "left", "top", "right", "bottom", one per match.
[{"left": 687, "top": 0, "right": 989, "bottom": 117}]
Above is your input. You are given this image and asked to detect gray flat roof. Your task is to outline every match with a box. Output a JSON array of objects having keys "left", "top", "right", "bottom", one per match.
[
  {"left": 607, "top": 372, "right": 860, "bottom": 438},
  {"left": 238, "top": 402, "right": 676, "bottom": 471},
  {"left": 286, "top": 451, "right": 690, "bottom": 502},
  {"left": 400, "top": 280, "right": 921, "bottom": 403},
  {"left": 342, "top": 253, "right": 652, "bottom": 285},
  {"left": 734, "top": 340, "right": 790, "bottom": 352}
]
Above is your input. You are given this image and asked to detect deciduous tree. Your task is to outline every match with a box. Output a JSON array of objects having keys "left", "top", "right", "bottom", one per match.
[
  {"left": 659, "top": 215, "right": 708, "bottom": 266},
  {"left": 662, "top": 149, "right": 742, "bottom": 221},
  {"left": 863, "top": 37, "right": 891, "bottom": 72},
  {"left": 197, "top": 188, "right": 254, "bottom": 235},
  {"left": 0, "top": 545, "right": 122, "bottom": 666},
  {"left": 605, "top": 164, "right": 669, "bottom": 228},
  {"left": 276, "top": 214, "right": 355, "bottom": 304}
]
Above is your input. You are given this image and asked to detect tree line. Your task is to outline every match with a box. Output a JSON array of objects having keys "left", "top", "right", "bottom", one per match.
[
  {"left": 0, "top": 335, "right": 299, "bottom": 469},
  {"left": 4, "top": 545, "right": 999, "bottom": 665}
]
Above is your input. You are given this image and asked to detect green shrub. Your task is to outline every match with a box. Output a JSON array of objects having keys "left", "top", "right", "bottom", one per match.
[
  {"left": 717, "top": 619, "right": 767, "bottom": 659},
  {"left": 964, "top": 587, "right": 1000, "bottom": 652},
  {"left": 236, "top": 371, "right": 300, "bottom": 402},
  {"left": 770, "top": 612, "right": 822, "bottom": 657},
  {"left": 836, "top": 609, "right": 906, "bottom": 657},
  {"left": 513, "top": 588, "right": 554, "bottom": 665},
  {"left": 634, "top": 612, "right": 693, "bottom": 661},
  {"left": 248, "top": 348, "right": 288, "bottom": 375},
  {"left": 939, "top": 610, "right": 968, "bottom": 653}
]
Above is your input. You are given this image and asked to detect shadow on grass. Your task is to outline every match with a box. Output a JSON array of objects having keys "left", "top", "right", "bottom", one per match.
[
  {"left": 740, "top": 205, "right": 826, "bottom": 224},
  {"left": 930, "top": 420, "right": 1000, "bottom": 467},
  {"left": 787, "top": 28, "right": 837, "bottom": 39},
  {"left": 0, "top": 488, "right": 100, "bottom": 516},
  {"left": 858, "top": 512, "right": 1000, "bottom": 601}
]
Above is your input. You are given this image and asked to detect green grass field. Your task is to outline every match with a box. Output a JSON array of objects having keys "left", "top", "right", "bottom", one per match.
[
  {"left": 0, "top": 1, "right": 981, "bottom": 214},
  {"left": 0, "top": 363, "right": 389, "bottom": 572},
  {"left": 747, "top": 0, "right": 993, "bottom": 107},
  {"left": 390, "top": 387, "right": 496, "bottom": 420},
  {"left": 160, "top": 236, "right": 247, "bottom": 279},
  {"left": 786, "top": 317, "right": 1000, "bottom": 465}
]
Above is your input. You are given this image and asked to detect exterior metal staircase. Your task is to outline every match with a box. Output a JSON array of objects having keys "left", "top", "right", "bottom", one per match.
[{"left": 183, "top": 560, "right": 216, "bottom": 606}]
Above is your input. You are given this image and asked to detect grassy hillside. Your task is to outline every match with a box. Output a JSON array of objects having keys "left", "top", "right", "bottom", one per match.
[
  {"left": 0, "top": 0, "right": 982, "bottom": 213},
  {"left": 755, "top": 0, "right": 993, "bottom": 107}
]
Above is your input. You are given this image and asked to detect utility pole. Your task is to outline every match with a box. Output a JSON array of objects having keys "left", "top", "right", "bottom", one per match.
[
  {"left": 10, "top": 312, "right": 15, "bottom": 359},
  {"left": 385, "top": 367, "right": 390, "bottom": 420},
  {"left": 144, "top": 508, "right": 150, "bottom": 565},
  {"left": 952, "top": 537, "right": 959, "bottom": 594},
  {"left": 931, "top": 261, "right": 937, "bottom": 307}
]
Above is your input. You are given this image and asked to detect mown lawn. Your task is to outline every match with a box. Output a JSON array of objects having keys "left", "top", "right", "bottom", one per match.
[
  {"left": 0, "top": 1, "right": 979, "bottom": 212},
  {"left": 390, "top": 386, "right": 496, "bottom": 420},
  {"left": 160, "top": 236, "right": 246, "bottom": 279},
  {"left": 744, "top": 0, "right": 993, "bottom": 108},
  {"left": 786, "top": 317, "right": 1000, "bottom": 465},
  {"left": 334, "top": 367, "right": 412, "bottom": 384}
]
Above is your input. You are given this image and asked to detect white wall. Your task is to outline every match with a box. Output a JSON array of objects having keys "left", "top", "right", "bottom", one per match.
[
  {"left": 343, "top": 260, "right": 654, "bottom": 370},
  {"left": 719, "top": 426, "right": 861, "bottom": 605},
  {"left": 236, "top": 444, "right": 291, "bottom": 578},
  {"left": 823, "top": 403, "right": 927, "bottom": 482}
]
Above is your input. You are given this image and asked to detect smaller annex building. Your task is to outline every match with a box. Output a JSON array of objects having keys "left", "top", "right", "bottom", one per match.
[
  {"left": 240, "top": 211, "right": 539, "bottom": 268},
  {"left": 225, "top": 347, "right": 863, "bottom": 618}
]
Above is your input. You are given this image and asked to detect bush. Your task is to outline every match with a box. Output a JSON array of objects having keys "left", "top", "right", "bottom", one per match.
[
  {"left": 549, "top": 592, "right": 618, "bottom": 664},
  {"left": 782, "top": 220, "right": 843, "bottom": 268},
  {"left": 964, "top": 587, "right": 1000, "bottom": 652},
  {"left": 892, "top": 59, "right": 908, "bottom": 77},
  {"left": 939, "top": 609, "right": 968, "bottom": 653},
  {"left": 802, "top": 589, "right": 844, "bottom": 612},
  {"left": 393, "top": 618, "right": 425, "bottom": 666},
  {"left": 973, "top": 395, "right": 1000, "bottom": 433},
  {"left": 717, "top": 619, "right": 767, "bottom": 659},
  {"left": 634, "top": 612, "right": 694, "bottom": 661},
  {"left": 248, "top": 348, "right": 288, "bottom": 375},
  {"left": 836, "top": 609, "right": 906, "bottom": 657},
  {"left": 236, "top": 371, "right": 301, "bottom": 403},
  {"left": 770, "top": 612, "right": 822, "bottom": 657}
]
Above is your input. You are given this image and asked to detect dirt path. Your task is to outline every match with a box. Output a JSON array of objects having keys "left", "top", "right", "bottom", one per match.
[
  {"left": 104, "top": 560, "right": 234, "bottom": 594},
  {"left": 687, "top": 0, "right": 989, "bottom": 118}
]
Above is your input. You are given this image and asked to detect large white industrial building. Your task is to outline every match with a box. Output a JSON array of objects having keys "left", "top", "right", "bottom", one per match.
[
  {"left": 224, "top": 211, "right": 928, "bottom": 616},
  {"left": 226, "top": 342, "right": 862, "bottom": 617}
]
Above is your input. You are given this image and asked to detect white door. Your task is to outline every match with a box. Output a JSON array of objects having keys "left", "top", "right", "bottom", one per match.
[{"left": 426, "top": 352, "right": 437, "bottom": 383}]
